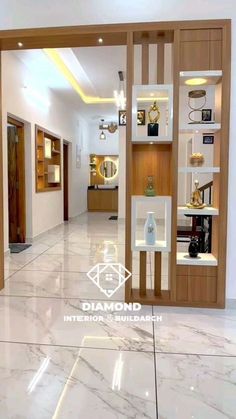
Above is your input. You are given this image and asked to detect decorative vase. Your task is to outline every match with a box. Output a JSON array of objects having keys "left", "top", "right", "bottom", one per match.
[
  {"left": 188, "top": 237, "right": 199, "bottom": 258},
  {"left": 145, "top": 175, "right": 156, "bottom": 196},
  {"left": 144, "top": 212, "right": 157, "bottom": 246}
]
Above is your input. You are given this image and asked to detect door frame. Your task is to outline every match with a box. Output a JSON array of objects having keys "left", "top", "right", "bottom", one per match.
[
  {"left": 7, "top": 116, "right": 26, "bottom": 243},
  {"left": 63, "top": 141, "right": 69, "bottom": 221}
]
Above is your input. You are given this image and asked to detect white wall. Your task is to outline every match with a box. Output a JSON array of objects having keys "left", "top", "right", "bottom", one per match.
[
  {"left": 89, "top": 122, "right": 119, "bottom": 155},
  {"left": 0, "top": 0, "right": 236, "bottom": 298},
  {"left": 2, "top": 51, "right": 89, "bottom": 251}
]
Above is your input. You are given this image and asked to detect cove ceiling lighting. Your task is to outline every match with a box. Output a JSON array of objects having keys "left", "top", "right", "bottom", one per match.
[
  {"left": 185, "top": 78, "right": 207, "bottom": 86},
  {"left": 44, "top": 49, "right": 114, "bottom": 105},
  {"left": 44, "top": 49, "right": 169, "bottom": 105}
]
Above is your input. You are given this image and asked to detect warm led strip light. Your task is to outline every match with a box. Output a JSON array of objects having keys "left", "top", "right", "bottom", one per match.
[
  {"left": 44, "top": 49, "right": 114, "bottom": 104},
  {"left": 44, "top": 49, "right": 169, "bottom": 105}
]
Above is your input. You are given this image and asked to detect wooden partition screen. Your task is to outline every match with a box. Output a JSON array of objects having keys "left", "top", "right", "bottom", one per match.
[{"left": 0, "top": 20, "right": 231, "bottom": 300}]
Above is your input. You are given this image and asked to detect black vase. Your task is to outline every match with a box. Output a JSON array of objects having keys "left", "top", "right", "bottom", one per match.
[
  {"left": 147, "top": 123, "right": 159, "bottom": 136},
  {"left": 188, "top": 237, "right": 199, "bottom": 258}
]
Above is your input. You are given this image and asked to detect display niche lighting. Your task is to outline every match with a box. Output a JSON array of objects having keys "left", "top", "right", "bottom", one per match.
[{"left": 185, "top": 78, "right": 207, "bottom": 86}]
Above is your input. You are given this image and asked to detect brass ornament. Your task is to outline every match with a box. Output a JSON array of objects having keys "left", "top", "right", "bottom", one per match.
[
  {"left": 148, "top": 101, "right": 160, "bottom": 124},
  {"left": 187, "top": 179, "right": 206, "bottom": 209}
]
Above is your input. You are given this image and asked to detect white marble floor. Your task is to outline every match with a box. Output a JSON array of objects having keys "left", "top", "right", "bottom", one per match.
[{"left": 0, "top": 212, "right": 235, "bottom": 418}]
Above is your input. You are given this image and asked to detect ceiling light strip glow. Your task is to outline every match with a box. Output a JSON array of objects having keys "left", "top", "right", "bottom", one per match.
[
  {"left": 44, "top": 49, "right": 114, "bottom": 104},
  {"left": 44, "top": 49, "right": 169, "bottom": 105}
]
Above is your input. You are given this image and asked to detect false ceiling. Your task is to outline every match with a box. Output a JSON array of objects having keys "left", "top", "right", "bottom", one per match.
[{"left": 12, "top": 44, "right": 172, "bottom": 121}]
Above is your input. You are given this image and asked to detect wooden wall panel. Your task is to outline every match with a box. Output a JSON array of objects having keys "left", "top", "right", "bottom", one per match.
[
  {"left": 125, "top": 31, "right": 134, "bottom": 301},
  {"left": 132, "top": 144, "right": 172, "bottom": 196},
  {"left": 180, "top": 28, "right": 222, "bottom": 71},
  {"left": 0, "top": 52, "right": 4, "bottom": 290}
]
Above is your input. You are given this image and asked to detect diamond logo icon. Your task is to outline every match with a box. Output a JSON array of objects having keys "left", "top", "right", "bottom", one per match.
[{"left": 87, "top": 263, "right": 132, "bottom": 298}]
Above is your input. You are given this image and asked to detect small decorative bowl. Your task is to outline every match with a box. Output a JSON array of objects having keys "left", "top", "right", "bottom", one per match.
[{"left": 189, "top": 153, "right": 204, "bottom": 167}]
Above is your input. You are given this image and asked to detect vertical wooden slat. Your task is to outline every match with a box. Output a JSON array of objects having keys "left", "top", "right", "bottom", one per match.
[
  {"left": 0, "top": 52, "right": 4, "bottom": 290},
  {"left": 217, "top": 22, "right": 231, "bottom": 307},
  {"left": 139, "top": 251, "right": 147, "bottom": 296},
  {"left": 157, "top": 43, "right": 165, "bottom": 84},
  {"left": 154, "top": 252, "right": 162, "bottom": 296},
  {"left": 142, "top": 43, "right": 149, "bottom": 84},
  {"left": 125, "top": 31, "right": 134, "bottom": 302},
  {"left": 169, "top": 29, "right": 180, "bottom": 302}
]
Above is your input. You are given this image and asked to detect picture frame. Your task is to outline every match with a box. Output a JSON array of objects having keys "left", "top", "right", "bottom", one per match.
[
  {"left": 203, "top": 134, "right": 214, "bottom": 145},
  {"left": 119, "top": 109, "right": 146, "bottom": 126},
  {"left": 201, "top": 109, "right": 212, "bottom": 122},
  {"left": 118, "top": 110, "right": 127, "bottom": 126},
  {"left": 137, "top": 110, "right": 146, "bottom": 125}
]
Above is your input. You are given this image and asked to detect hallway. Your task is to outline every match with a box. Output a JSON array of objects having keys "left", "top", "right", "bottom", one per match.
[{"left": 0, "top": 213, "right": 236, "bottom": 418}]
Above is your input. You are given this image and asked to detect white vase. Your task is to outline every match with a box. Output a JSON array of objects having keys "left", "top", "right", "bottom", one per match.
[{"left": 144, "top": 212, "right": 157, "bottom": 246}]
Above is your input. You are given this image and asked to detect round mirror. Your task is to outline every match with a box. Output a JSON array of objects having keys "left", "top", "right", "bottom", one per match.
[{"left": 99, "top": 160, "right": 117, "bottom": 179}]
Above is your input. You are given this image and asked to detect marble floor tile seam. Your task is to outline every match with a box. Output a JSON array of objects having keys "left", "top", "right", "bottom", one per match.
[
  {"left": 154, "top": 350, "right": 236, "bottom": 358},
  {"left": 0, "top": 293, "right": 125, "bottom": 302},
  {"left": 4, "top": 232, "right": 74, "bottom": 280},
  {"left": 0, "top": 339, "right": 155, "bottom": 354}
]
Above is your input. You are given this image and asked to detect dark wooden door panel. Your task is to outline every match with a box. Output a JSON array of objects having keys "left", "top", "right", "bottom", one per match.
[
  {"left": 8, "top": 126, "right": 18, "bottom": 243},
  {"left": 7, "top": 121, "right": 26, "bottom": 243}
]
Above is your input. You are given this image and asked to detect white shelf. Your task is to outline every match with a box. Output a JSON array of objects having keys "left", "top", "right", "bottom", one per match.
[
  {"left": 178, "top": 206, "right": 219, "bottom": 216},
  {"left": 132, "top": 138, "right": 172, "bottom": 144},
  {"left": 131, "top": 196, "right": 172, "bottom": 253},
  {"left": 134, "top": 240, "right": 167, "bottom": 252},
  {"left": 178, "top": 167, "right": 220, "bottom": 174},
  {"left": 180, "top": 70, "right": 222, "bottom": 86},
  {"left": 179, "top": 123, "right": 221, "bottom": 133},
  {"left": 177, "top": 252, "right": 218, "bottom": 266},
  {"left": 132, "top": 84, "right": 173, "bottom": 143}
]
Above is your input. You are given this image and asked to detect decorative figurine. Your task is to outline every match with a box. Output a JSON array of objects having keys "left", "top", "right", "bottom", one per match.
[
  {"left": 187, "top": 179, "right": 206, "bottom": 209},
  {"left": 147, "top": 101, "right": 160, "bottom": 136},
  {"left": 188, "top": 89, "right": 206, "bottom": 124},
  {"left": 145, "top": 176, "right": 156, "bottom": 196},
  {"left": 188, "top": 237, "right": 199, "bottom": 258},
  {"left": 144, "top": 212, "right": 157, "bottom": 246},
  {"left": 189, "top": 152, "right": 204, "bottom": 167}
]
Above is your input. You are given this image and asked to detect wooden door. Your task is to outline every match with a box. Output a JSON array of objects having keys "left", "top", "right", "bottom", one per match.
[
  {"left": 7, "top": 120, "right": 26, "bottom": 243},
  {"left": 8, "top": 126, "right": 18, "bottom": 242},
  {"left": 63, "top": 142, "right": 69, "bottom": 221}
]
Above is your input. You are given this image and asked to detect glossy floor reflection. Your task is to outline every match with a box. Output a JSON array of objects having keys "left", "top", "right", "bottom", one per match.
[{"left": 0, "top": 212, "right": 235, "bottom": 418}]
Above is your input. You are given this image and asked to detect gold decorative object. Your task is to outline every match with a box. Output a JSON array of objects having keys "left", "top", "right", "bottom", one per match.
[
  {"left": 108, "top": 122, "right": 118, "bottom": 133},
  {"left": 187, "top": 180, "right": 206, "bottom": 209},
  {"left": 145, "top": 176, "right": 156, "bottom": 196},
  {"left": 148, "top": 101, "right": 160, "bottom": 136},
  {"left": 148, "top": 101, "right": 160, "bottom": 124},
  {"left": 189, "top": 153, "right": 205, "bottom": 167},
  {"left": 188, "top": 89, "right": 206, "bottom": 124}
]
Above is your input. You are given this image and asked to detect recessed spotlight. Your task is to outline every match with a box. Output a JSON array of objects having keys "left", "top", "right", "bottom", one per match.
[
  {"left": 17, "top": 42, "right": 23, "bottom": 48},
  {"left": 185, "top": 78, "right": 207, "bottom": 86},
  {"left": 98, "top": 38, "right": 103, "bottom": 44}
]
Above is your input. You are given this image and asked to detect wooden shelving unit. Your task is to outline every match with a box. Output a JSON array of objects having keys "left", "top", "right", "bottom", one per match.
[
  {"left": 125, "top": 21, "right": 231, "bottom": 309},
  {"left": 35, "top": 125, "right": 61, "bottom": 192}
]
